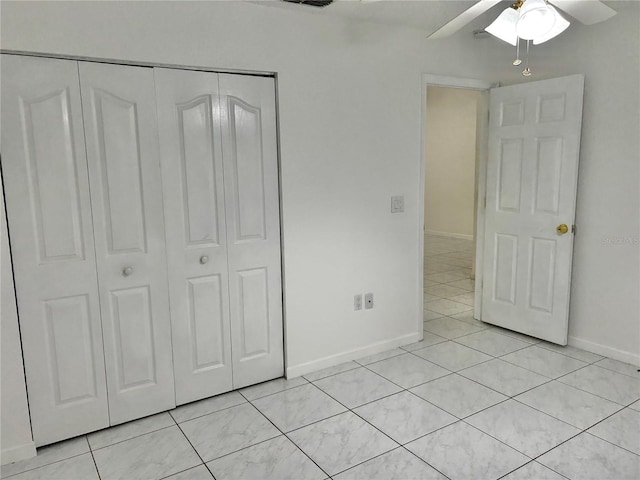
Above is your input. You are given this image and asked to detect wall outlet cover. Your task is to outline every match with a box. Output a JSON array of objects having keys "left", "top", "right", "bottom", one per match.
[{"left": 365, "top": 292, "right": 374, "bottom": 309}]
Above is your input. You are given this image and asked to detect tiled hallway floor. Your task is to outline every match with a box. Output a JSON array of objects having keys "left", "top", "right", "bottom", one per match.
[{"left": 2, "top": 236, "right": 639, "bottom": 480}]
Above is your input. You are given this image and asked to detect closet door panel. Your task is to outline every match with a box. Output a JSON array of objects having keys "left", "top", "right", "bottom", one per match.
[
  {"left": 79, "top": 62, "right": 175, "bottom": 424},
  {"left": 219, "top": 74, "right": 284, "bottom": 389},
  {"left": 1, "top": 54, "right": 109, "bottom": 446},
  {"left": 154, "top": 68, "right": 233, "bottom": 405}
]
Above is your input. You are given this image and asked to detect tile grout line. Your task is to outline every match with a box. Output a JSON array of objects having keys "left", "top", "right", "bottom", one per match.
[
  {"left": 424, "top": 278, "right": 616, "bottom": 368},
  {"left": 238, "top": 378, "right": 310, "bottom": 402},
  {"left": 6, "top": 235, "right": 634, "bottom": 480},
  {"left": 302, "top": 377, "right": 452, "bottom": 480},
  {"left": 590, "top": 361, "right": 640, "bottom": 379},
  {"left": 496, "top": 459, "right": 573, "bottom": 480},
  {"left": 89, "top": 423, "right": 177, "bottom": 452},
  {"left": 423, "top": 238, "right": 639, "bottom": 475},
  {"left": 1, "top": 443, "right": 90, "bottom": 479},
  {"left": 552, "top": 364, "right": 640, "bottom": 406},
  {"left": 407, "top": 348, "right": 496, "bottom": 374},
  {"left": 168, "top": 396, "right": 248, "bottom": 424},
  {"left": 442, "top": 322, "right": 606, "bottom": 375},
  {"left": 577, "top": 411, "right": 640, "bottom": 457},
  {"left": 171, "top": 417, "right": 218, "bottom": 479},
  {"left": 242, "top": 390, "right": 332, "bottom": 479},
  {"left": 86, "top": 434, "right": 103, "bottom": 480},
  {"left": 157, "top": 465, "right": 209, "bottom": 480},
  {"left": 89, "top": 448, "right": 103, "bottom": 480}
]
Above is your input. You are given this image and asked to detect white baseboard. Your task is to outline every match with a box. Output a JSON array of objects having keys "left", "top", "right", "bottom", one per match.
[
  {"left": 286, "top": 331, "right": 422, "bottom": 378},
  {"left": 1, "top": 442, "right": 36, "bottom": 466},
  {"left": 425, "top": 230, "right": 473, "bottom": 241},
  {"left": 568, "top": 335, "right": 640, "bottom": 366}
]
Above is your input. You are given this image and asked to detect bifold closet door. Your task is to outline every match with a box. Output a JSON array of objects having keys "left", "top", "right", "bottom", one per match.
[
  {"left": 219, "top": 74, "right": 284, "bottom": 389},
  {"left": 79, "top": 62, "right": 175, "bottom": 424},
  {"left": 154, "top": 68, "right": 234, "bottom": 405},
  {"left": 0, "top": 55, "right": 109, "bottom": 446}
]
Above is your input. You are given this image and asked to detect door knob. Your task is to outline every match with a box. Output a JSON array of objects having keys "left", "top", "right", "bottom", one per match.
[
  {"left": 122, "top": 266, "right": 134, "bottom": 276},
  {"left": 556, "top": 224, "right": 569, "bottom": 235},
  {"left": 199, "top": 255, "right": 209, "bottom": 265}
]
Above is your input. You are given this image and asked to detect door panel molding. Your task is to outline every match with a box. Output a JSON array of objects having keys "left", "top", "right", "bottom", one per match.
[
  {"left": 154, "top": 67, "right": 234, "bottom": 405},
  {"left": 482, "top": 74, "right": 585, "bottom": 345},
  {"left": 79, "top": 61, "right": 175, "bottom": 424},
  {"left": 1, "top": 54, "right": 109, "bottom": 446},
  {"left": 220, "top": 73, "right": 284, "bottom": 390}
]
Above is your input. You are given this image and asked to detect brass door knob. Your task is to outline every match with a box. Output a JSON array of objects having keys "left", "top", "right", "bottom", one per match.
[{"left": 556, "top": 224, "right": 569, "bottom": 235}]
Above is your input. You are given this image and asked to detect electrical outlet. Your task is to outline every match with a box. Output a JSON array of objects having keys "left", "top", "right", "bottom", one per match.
[
  {"left": 354, "top": 294, "right": 363, "bottom": 311},
  {"left": 365, "top": 293, "right": 374, "bottom": 309},
  {"left": 391, "top": 196, "right": 404, "bottom": 213}
]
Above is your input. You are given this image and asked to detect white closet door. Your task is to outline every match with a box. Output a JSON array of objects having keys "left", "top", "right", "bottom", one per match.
[
  {"left": 79, "top": 62, "right": 175, "bottom": 424},
  {"left": 0, "top": 55, "right": 109, "bottom": 446},
  {"left": 219, "top": 74, "right": 284, "bottom": 389},
  {"left": 154, "top": 68, "right": 233, "bottom": 405}
]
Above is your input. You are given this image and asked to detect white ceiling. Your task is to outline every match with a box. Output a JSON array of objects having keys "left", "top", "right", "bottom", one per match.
[
  {"left": 255, "top": 0, "right": 505, "bottom": 36},
  {"left": 253, "top": 0, "right": 627, "bottom": 38}
]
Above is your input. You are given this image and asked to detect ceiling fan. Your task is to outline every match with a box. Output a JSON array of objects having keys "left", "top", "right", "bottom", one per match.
[
  {"left": 426, "top": 0, "right": 616, "bottom": 76},
  {"left": 427, "top": 0, "right": 617, "bottom": 41}
]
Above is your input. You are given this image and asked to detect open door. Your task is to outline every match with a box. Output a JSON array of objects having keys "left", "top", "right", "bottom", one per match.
[{"left": 481, "top": 75, "right": 584, "bottom": 345}]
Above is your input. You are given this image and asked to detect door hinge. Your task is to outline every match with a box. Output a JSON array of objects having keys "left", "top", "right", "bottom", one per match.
[{"left": 484, "top": 196, "right": 487, "bottom": 209}]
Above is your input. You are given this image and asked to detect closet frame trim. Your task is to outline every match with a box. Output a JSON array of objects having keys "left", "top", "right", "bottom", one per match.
[{"left": 0, "top": 49, "right": 276, "bottom": 78}]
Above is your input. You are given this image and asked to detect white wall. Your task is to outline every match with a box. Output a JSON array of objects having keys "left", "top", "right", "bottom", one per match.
[
  {"left": 1, "top": 181, "right": 36, "bottom": 464},
  {"left": 1, "top": 0, "right": 638, "bottom": 459},
  {"left": 425, "top": 86, "right": 480, "bottom": 238},
  {"left": 0, "top": 0, "right": 498, "bottom": 377}
]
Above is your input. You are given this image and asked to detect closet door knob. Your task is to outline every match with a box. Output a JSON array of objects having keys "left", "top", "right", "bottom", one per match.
[
  {"left": 122, "top": 266, "right": 134, "bottom": 277},
  {"left": 200, "top": 255, "right": 209, "bottom": 265}
]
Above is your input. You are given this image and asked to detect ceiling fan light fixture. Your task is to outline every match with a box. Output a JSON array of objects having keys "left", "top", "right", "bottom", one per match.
[
  {"left": 486, "top": 6, "right": 519, "bottom": 46},
  {"left": 533, "top": 5, "right": 570, "bottom": 44},
  {"left": 516, "top": 0, "right": 556, "bottom": 40}
]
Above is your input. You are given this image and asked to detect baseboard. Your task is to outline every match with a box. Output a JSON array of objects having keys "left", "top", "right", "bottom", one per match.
[
  {"left": 286, "top": 331, "right": 422, "bottom": 378},
  {"left": 425, "top": 230, "right": 473, "bottom": 241},
  {"left": 1, "top": 441, "right": 36, "bottom": 466},
  {"left": 568, "top": 335, "right": 640, "bottom": 366}
]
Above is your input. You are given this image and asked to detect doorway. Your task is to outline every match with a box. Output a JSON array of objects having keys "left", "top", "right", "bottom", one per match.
[{"left": 419, "top": 75, "right": 491, "bottom": 338}]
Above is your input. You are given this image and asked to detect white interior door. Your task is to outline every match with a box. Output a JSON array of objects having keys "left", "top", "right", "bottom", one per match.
[
  {"left": 154, "top": 68, "right": 234, "bottom": 405},
  {"left": 219, "top": 74, "right": 284, "bottom": 389},
  {"left": 79, "top": 62, "right": 175, "bottom": 424},
  {"left": 1, "top": 54, "right": 109, "bottom": 445},
  {"left": 482, "top": 75, "right": 584, "bottom": 344}
]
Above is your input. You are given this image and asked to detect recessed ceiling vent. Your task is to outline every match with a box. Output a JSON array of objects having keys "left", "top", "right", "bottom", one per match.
[{"left": 282, "top": 0, "right": 334, "bottom": 8}]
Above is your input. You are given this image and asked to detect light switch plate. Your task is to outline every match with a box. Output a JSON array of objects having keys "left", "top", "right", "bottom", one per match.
[
  {"left": 391, "top": 196, "right": 404, "bottom": 213},
  {"left": 354, "top": 294, "right": 363, "bottom": 311}
]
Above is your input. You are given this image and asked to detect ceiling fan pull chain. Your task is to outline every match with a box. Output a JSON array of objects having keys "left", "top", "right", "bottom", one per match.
[
  {"left": 513, "top": 37, "right": 522, "bottom": 65},
  {"left": 522, "top": 39, "right": 532, "bottom": 76}
]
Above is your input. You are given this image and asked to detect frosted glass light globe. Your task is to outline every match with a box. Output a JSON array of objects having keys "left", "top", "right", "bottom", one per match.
[{"left": 517, "top": 0, "right": 556, "bottom": 40}]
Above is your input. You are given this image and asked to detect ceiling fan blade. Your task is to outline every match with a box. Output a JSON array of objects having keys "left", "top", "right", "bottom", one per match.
[
  {"left": 551, "top": 0, "right": 616, "bottom": 25},
  {"left": 427, "top": 0, "right": 502, "bottom": 39}
]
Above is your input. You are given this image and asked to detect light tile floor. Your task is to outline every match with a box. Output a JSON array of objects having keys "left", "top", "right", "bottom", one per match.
[{"left": 2, "top": 235, "right": 639, "bottom": 480}]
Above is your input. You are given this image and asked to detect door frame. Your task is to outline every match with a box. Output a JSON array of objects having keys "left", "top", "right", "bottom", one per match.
[{"left": 418, "top": 74, "right": 494, "bottom": 332}]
